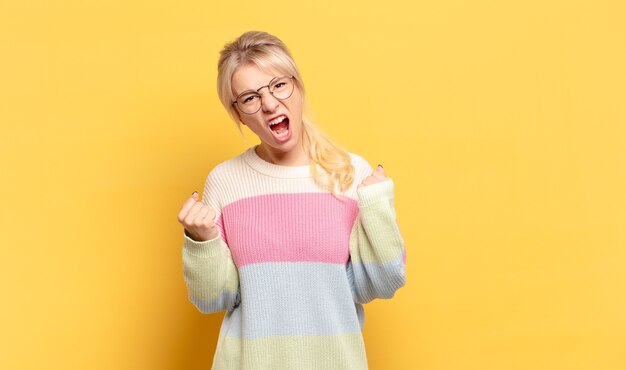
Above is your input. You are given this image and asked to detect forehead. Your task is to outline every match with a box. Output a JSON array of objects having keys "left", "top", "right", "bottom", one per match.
[{"left": 231, "top": 64, "right": 283, "bottom": 96}]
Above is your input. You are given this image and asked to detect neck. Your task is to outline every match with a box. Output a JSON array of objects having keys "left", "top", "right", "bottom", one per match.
[{"left": 256, "top": 142, "right": 310, "bottom": 166}]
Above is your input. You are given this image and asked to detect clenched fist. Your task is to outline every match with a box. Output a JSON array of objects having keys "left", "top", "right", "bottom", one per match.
[
  {"left": 357, "top": 164, "right": 390, "bottom": 188},
  {"left": 177, "top": 191, "right": 219, "bottom": 242}
]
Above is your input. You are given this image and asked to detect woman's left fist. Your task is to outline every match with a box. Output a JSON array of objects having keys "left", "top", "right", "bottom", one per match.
[{"left": 358, "top": 164, "right": 390, "bottom": 188}]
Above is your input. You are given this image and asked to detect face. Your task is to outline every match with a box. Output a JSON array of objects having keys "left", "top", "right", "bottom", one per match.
[{"left": 231, "top": 64, "right": 304, "bottom": 161}]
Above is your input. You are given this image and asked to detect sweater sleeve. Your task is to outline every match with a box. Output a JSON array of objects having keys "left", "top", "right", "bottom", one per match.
[
  {"left": 182, "top": 170, "right": 240, "bottom": 314},
  {"left": 347, "top": 175, "right": 407, "bottom": 305}
]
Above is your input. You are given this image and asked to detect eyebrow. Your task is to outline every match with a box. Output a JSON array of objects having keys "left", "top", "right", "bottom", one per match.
[
  {"left": 235, "top": 75, "right": 282, "bottom": 97},
  {"left": 236, "top": 89, "right": 257, "bottom": 97}
]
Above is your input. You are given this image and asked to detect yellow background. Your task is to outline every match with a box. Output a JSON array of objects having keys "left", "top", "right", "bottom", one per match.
[{"left": 1, "top": 0, "right": 625, "bottom": 369}]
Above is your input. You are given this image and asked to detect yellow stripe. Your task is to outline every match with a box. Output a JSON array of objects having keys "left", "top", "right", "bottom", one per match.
[
  {"left": 183, "top": 241, "right": 239, "bottom": 301},
  {"left": 349, "top": 213, "right": 404, "bottom": 264},
  {"left": 212, "top": 333, "right": 367, "bottom": 370}
]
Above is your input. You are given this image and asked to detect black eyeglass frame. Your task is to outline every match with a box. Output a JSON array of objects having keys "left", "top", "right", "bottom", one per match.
[{"left": 231, "top": 75, "right": 296, "bottom": 115}]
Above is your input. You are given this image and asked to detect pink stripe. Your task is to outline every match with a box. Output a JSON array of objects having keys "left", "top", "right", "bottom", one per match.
[{"left": 221, "top": 193, "right": 358, "bottom": 267}]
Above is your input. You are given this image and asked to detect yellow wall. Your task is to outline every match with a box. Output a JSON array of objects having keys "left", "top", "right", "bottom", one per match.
[{"left": 1, "top": 0, "right": 625, "bottom": 369}]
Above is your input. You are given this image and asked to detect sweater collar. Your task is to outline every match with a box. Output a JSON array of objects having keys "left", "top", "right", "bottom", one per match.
[{"left": 243, "top": 146, "right": 312, "bottom": 178}]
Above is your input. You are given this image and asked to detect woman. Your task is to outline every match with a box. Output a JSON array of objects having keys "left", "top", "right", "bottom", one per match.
[{"left": 177, "top": 31, "right": 406, "bottom": 370}]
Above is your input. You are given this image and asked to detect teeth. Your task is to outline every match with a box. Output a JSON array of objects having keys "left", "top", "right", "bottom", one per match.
[{"left": 269, "top": 115, "right": 286, "bottom": 126}]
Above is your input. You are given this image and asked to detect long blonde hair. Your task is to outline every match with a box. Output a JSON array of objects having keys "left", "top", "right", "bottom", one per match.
[{"left": 217, "top": 31, "right": 354, "bottom": 195}]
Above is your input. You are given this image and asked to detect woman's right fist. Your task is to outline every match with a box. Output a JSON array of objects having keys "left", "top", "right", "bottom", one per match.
[{"left": 177, "top": 191, "right": 219, "bottom": 242}]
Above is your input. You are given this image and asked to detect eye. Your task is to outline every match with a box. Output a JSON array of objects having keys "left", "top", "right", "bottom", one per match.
[
  {"left": 241, "top": 94, "right": 259, "bottom": 105},
  {"left": 273, "top": 82, "right": 286, "bottom": 90}
]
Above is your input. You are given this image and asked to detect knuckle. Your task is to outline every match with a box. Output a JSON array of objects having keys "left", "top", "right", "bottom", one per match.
[{"left": 184, "top": 216, "right": 195, "bottom": 226}]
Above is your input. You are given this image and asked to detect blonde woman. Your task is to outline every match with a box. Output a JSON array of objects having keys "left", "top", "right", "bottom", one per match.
[{"left": 177, "top": 31, "right": 406, "bottom": 369}]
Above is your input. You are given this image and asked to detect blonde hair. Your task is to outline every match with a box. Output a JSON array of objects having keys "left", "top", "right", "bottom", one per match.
[{"left": 217, "top": 31, "right": 354, "bottom": 195}]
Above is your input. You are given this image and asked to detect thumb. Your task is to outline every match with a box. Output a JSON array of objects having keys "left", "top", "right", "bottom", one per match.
[{"left": 376, "top": 164, "right": 387, "bottom": 177}]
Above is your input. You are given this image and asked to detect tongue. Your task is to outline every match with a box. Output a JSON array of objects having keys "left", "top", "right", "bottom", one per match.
[{"left": 271, "top": 120, "right": 289, "bottom": 133}]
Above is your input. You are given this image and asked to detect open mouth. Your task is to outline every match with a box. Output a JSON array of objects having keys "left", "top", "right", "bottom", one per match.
[{"left": 269, "top": 115, "right": 290, "bottom": 138}]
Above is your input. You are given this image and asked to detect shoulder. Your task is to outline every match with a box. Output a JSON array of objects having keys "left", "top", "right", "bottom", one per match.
[
  {"left": 206, "top": 150, "right": 248, "bottom": 183},
  {"left": 201, "top": 151, "right": 250, "bottom": 203},
  {"left": 201, "top": 151, "right": 249, "bottom": 208},
  {"left": 348, "top": 152, "right": 371, "bottom": 170},
  {"left": 347, "top": 152, "right": 374, "bottom": 182}
]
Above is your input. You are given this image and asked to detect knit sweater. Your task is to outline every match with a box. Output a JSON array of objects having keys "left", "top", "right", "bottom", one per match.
[{"left": 182, "top": 146, "right": 406, "bottom": 370}]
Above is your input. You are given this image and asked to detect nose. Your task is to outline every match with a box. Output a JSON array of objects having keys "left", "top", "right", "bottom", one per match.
[{"left": 259, "top": 89, "right": 279, "bottom": 113}]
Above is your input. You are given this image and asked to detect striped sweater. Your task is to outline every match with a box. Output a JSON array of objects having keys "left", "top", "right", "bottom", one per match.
[{"left": 182, "top": 146, "right": 406, "bottom": 369}]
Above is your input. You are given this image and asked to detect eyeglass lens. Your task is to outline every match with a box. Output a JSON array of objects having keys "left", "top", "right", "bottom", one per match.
[{"left": 236, "top": 76, "right": 294, "bottom": 114}]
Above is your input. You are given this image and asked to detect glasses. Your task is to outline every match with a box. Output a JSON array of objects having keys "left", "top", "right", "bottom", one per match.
[{"left": 232, "top": 75, "right": 296, "bottom": 114}]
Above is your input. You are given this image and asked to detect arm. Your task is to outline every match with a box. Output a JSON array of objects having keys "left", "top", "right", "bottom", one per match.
[
  {"left": 181, "top": 172, "right": 240, "bottom": 314},
  {"left": 347, "top": 178, "right": 407, "bottom": 304}
]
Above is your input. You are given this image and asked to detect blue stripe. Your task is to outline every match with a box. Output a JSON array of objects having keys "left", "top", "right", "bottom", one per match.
[
  {"left": 349, "top": 254, "right": 406, "bottom": 304},
  {"left": 222, "top": 262, "right": 363, "bottom": 339}
]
